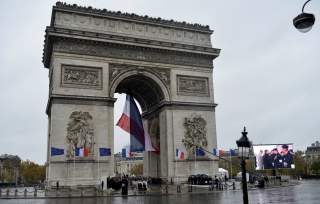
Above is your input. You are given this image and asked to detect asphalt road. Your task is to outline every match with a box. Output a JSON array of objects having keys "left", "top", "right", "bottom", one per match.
[{"left": 1, "top": 180, "right": 319, "bottom": 204}]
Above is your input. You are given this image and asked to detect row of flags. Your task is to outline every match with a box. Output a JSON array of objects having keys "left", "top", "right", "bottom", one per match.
[
  {"left": 52, "top": 95, "right": 237, "bottom": 160},
  {"left": 175, "top": 148, "right": 238, "bottom": 160},
  {"left": 51, "top": 147, "right": 111, "bottom": 157},
  {"left": 52, "top": 146, "right": 236, "bottom": 159}
]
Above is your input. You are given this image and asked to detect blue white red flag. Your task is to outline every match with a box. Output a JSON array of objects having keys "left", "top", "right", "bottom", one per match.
[
  {"left": 213, "top": 148, "right": 219, "bottom": 156},
  {"left": 75, "top": 148, "right": 89, "bottom": 157},
  {"left": 117, "top": 95, "right": 155, "bottom": 152},
  {"left": 176, "top": 148, "right": 185, "bottom": 160}
]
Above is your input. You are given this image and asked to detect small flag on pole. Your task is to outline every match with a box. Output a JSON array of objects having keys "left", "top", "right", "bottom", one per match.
[
  {"left": 230, "top": 149, "right": 237, "bottom": 156},
  {"left": 75, "top": 148, "right": 89, "bottom": 157},
  {"left": 176, "top": 148, "right": 185, "bottom": 160},
  {"left": 99, "top": 148, "right": 111, "bottom": 156},
  {"left": 51, "top": 147, "right": 64, "bottom": 156},
  {"left": 219, "top": 149, "right": 225, "bottom": 157},
  {"left": 213, "top": 148, "right": 221, "bottom": 156},
  {"left": 196, "top": 148, "right": 205, "bottom": 156},
  {"left": 122, "top": 147, "right": 132, "bottom": 158}
]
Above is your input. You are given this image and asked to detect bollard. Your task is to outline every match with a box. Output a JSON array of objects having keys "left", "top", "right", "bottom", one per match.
[
  {"left": 24, "top": 189, "right": 27, "bottom": 197},
  {"left": 15, "top": 189, "right": 18, "bottom": 196},
  {"left": 34, "top": 189, "right": 37, "bottom": 197},
  {"left": 232, "top": 182, "right": 235, "bottom": 190},
  {"left": 6, "top": 189, "right": 9, "bottom": 197}
]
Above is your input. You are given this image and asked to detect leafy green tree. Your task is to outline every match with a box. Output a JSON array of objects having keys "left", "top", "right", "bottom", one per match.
[
  {"left": 130, "top": 163, "right": 143, "bottom": 176},
  {"left": 310, "top": 159, "right": 320, "bottom": 174},
  {"left": 20, "top": 160, "right": 45, "bottom": 185}
]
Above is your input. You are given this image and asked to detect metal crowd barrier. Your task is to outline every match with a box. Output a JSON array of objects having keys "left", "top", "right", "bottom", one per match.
[{"left": 0, "top": 180, "right": 239, "bottom": 198}]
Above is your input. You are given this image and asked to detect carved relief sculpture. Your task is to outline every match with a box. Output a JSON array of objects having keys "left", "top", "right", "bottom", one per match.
[
  {"left": 182, "top": 114, "right": 208, "bottom": 158},
  {"left": 62, "top": 65, "right": 102, "bottom": 89},
  {"left": 177, "top": 75, "right": 209, "bottom": 96},
  {"left": 66, "top": 111, "right": 94, "bottom": 159}
]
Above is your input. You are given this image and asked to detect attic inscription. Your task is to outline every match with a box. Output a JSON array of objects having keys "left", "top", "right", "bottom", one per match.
[
  {"left": 177, "top": 75, "right": 209, "bottom": 96},
  {"left": 61, "top": 65, "right": 102, "bottom": 89}
]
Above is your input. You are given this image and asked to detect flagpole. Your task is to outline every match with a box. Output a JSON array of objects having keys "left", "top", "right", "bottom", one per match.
[
  {"left": 73, "top": 147, "right": 75, "bottom": 186},
  {"left": 229, "top": 150, "right": 232, "bottom": 179},
  {"left": 98, "top": 146, "right": 100, "bottom": 183},
  {"left": 194, "top": 146, "right": 196, "bottom": 174}
]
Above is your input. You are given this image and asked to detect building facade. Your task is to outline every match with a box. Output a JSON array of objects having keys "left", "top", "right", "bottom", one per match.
[
  {"left": 0, "top": 154, "right": 21, "bottom": 185},
  {"left": 306, "top": 141, "right": 320, "bottom": 160},
  {"left": 114, "top": 152, "right": 143, "bottom": 175}
]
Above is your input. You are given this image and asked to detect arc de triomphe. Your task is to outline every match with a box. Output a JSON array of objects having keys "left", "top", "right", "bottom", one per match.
[{"left": 43, "top": 2, "right": 220, "bottom": 187}]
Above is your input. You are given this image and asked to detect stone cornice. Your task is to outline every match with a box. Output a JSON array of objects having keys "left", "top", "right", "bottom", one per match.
[
  {"left": 46, "top": 94, "right": 116, "bottom": 115},
  {"left": 142, "top": 100, "right": 217, "bottom": 118},
  {"left": 43, "top": 37, "right": 218, "bottom": 70},
  {"left": 43, "top": 27, "right": 220, "bottom": 68},
  {"left": 53, "top": 2, "right": 212, "bottom": 33}
]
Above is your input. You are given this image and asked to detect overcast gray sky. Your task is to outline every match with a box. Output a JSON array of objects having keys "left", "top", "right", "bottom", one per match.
[{"left": 0, "top": 0, "right": 319, "bottom": 164}]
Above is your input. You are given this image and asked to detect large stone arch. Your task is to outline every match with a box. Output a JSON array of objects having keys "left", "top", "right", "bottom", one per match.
[
  {"left": 43, "top": 2, "right": 220, "bottom": 187},
  {"left": 110, "top": 70, "right": 169, "bottom": 177},
  {"left": 109, "top": 68, "right": 171, "bottom": 111}
]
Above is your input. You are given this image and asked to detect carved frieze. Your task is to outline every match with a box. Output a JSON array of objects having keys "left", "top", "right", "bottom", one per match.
[
  {"left": 66, "top": 111, "right": 94, "bottom": 159},
  {"left": 53, "top": 40, "right": 213, "bottom": 68},
  {"left": 54, "top": 11, "right": 212, "bottom": 47},
  {"left": 109, "top": 63, "right": 170, "bottom": 88},
  {"left": 182, "top": 114, "right": 208, "bottom": 158},
  {"left": 61, "top": 65, "right": 102, "bottom": 89},
  {"left": 177, "top": 75, "right": 209, "bottom": 96}
]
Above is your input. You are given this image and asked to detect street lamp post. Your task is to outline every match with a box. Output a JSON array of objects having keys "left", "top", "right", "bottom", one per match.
[
  {"left": 293, "top": 0, "right": 315, "bottom": 33},
  {"left": 236, "top": 127, "right": 252, "bottom": 204}
]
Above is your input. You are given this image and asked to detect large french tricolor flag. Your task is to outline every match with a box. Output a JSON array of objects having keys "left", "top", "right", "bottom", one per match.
[{"left": 117, "top": 95, "right": 155, "bottom": 152}]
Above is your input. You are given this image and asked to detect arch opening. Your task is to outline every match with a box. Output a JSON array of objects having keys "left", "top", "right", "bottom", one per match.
[
  {"left": 114, "top": 74, "right": 165, "bottom": 112},
  {"left": 113, "top": 74, "right": 164, "bottom": 177}
]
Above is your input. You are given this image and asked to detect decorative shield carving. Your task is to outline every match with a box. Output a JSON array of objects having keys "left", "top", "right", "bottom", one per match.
[
  {"left": 66, "top": 111, "right": 94, "bottom": 159},
  {"left": 182, "top": 114, "right": 208, "bottom": 158}
]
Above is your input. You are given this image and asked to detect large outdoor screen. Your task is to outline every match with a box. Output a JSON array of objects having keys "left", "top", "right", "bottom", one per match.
[{"left": 253, "top": 144, "right": 294, "bottom": 170}]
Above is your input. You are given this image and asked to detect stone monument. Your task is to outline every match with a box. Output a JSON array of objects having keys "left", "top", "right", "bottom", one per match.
[{"left": 43, "top": 2, "right": 220, "bottom": 187}]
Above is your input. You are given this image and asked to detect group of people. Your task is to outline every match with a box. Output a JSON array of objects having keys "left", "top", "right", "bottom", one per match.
[{"left": 256, "top": 144, "right": 294, "bottom": 170}]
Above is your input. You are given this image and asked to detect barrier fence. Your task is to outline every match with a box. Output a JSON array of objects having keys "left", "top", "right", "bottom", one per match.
[{"left": 0, "top": 177, "right": 292, "bottom": 198}]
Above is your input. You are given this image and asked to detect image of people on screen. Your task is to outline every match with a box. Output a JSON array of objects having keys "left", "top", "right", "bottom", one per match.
[{"left": 253, "top": 144, "right": 294, "bottom": 170}]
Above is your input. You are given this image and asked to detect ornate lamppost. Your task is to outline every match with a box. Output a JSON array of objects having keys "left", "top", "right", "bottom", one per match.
[
  {"left": 236, "top": 127, "right": 252, "bottom": 204},
  {"left": 293, "top": 0, "right": 315, "bottom": 33}
]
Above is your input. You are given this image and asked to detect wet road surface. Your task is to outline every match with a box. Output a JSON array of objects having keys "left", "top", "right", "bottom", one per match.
[{"left": 1, "top": 180, "right": 319, "bottom": 204}]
